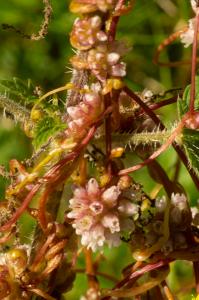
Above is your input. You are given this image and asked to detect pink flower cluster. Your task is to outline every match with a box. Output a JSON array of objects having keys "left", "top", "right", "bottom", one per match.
[
  {"left": 67, "top": 178, "right": 137, "bottom": 251},
  {"left": 70, "top": 16, "right": 107, "bottom": 51},
  {"left": 71, "top": 41, "right": 128, "bottom": 82},
  {"left": 66, "top": 88, "right": 104, "bottom": 138}
]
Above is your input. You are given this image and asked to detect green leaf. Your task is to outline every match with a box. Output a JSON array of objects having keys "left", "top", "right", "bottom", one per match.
[
  {"left": 0, "top": 77, "right": 37, "bottom": 106},
  {"left": 33, "top": 116, "right": 67, "bottom": 149},
  {"left": 182, "top": 128, "right": 199, "bottom": 176},
  {"left": 178, "top": 76, "right": 199, "bottom": 118}
]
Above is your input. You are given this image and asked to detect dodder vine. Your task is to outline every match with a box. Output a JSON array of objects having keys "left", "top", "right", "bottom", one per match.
[{"left": 0, "top": 1, "right": 199, "bottom": 299}]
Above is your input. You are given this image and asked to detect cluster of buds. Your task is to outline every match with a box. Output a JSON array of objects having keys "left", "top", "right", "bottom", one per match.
[
  {"left": 130, "top": 193, "right": 192, "bottom": 259},
  {"left": 0, "top": 246, "right": 29, "bottom": 299},
  {"left": 70, "top": 16, "right": 107, "bottom": 51},
  {"left": 66, "top": 86, "right": 104, "bottom": 139},
  {"left": 67, "top": 176, "right": 138, "bottom": 251},
  {"left": 69, "top": 0, "right": 128, "bottom": 84},
  {"left": 71, "top": 42, "right": 128, "bottom": 82}
]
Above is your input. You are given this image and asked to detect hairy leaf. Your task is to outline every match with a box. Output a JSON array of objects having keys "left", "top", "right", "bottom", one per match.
[
  {"left": 0, "top": 77, "right": 37, "bottom": 106},
  {"left": 182, "top": 128, "right": 199, "bottom": 176},
  {"left": 33, "top": 116, "right": 67, "bottom": 149}
]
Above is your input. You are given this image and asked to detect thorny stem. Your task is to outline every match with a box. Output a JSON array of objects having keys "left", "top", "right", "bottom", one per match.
[
  {"left": 123, "top": 85, "right": 199, "bottom": 190},
  {"left": 189, "top": 10, "right": 199, "bottom": 113},
  {"left": 118, "top": 109, "right": 186, "bottom": 176}
]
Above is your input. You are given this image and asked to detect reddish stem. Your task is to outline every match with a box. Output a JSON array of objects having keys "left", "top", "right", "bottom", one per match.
[
  {"left": 0, "top": 183, "right": 41, "bottom": 232},
  {"left": 189, "top": 12, "right": 199, "bottom": 113},
  {"left": 102, "top": 259, "right": 171, "bottom": 300},
  {"left": 104, "top": 94, "right": 112, "bottom": 171},
  {"left": 123, "top": 86, "right": 164, "bottom": 129},
  {"left": 84, "top": 248, "right": 99, "bottom": 290},
  {"left": 30, "top": 233, "right": 56, "bottom": 271},
  {"left": 38, "top": 187, "right": 52, "bottom": 231},
  {"left": 107, "top": 0, "right": 125, "bottom": 42},
  {"left": 193, "top": 261, "right": 199, "bottom": 294},
  {"left": 149, "top": 96, "right": 178, "bottom": 111}
]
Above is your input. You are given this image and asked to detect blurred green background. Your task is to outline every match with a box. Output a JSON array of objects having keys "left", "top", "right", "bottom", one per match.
[{"left": 0, "top": 0, "right": 198, "bottom": 299}]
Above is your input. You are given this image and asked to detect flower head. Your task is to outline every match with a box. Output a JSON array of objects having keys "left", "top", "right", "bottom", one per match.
[
  {"left": 191, "top": 0, "right": 199, "bottom": 12},
  {"left": 71, "top": 41, "right": 129, "bottom": 82},
  {"left": 67, "top": 178, "right": 136, "bottom": 251},
  {"left": 180, "top": 18, "right": 195, "bottom": 47},
  {"left": 66, "top": 87, "right": 104, "bottom": 139},
  {"left": 70, "top": 16, "right": 107, "bottom": 50}
]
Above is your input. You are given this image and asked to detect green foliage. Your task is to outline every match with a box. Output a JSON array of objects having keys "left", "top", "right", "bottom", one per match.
[
  {"left": 178, "top": 76, "right": 199, "bottom": 118},
  {"left": 182, "top": 128, "right": 199, "bottom": 176},
  {"left": 0, "top": 77, "right": 37, "bottom": 106},
  {"left": 33, "top": 116, "right": 66, "bottom": 149}
]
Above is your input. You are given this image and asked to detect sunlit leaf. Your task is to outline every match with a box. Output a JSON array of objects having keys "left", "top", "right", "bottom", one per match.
[
  {"left": 178, "top": 76, "right": 199, "bottom": 118},
  {"left": 33, "top": 116, "right": 67, "bottom": 149},
  {"left": 182, "top": 128, "right": 199, "bottom": 176},
  {"left": 0, "top": 77, "right": 37, "bottom": 106}
]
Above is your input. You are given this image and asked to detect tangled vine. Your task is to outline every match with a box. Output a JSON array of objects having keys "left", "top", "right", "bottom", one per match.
[{"left": 0, "top": 0, "right": 199, "bottom": 299}]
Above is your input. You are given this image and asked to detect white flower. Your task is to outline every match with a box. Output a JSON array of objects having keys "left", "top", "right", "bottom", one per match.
[
  {"left": 67, "top": 178, "right": 135, "bottom": 251},
  {"left": 171, "top": 193, "right": 187, "bottom": 209},
  {"left": 102, "top": 214, "right": 120, "bottom": 233},
  {"left": 180, "top": 18, "right": 195, "bottom": 48},
  {"left": 155, "top": 196, "right": 167, "bottom": 213},
  {"left": 80, "top": 288, "right": 101, "bottom": 300},
  {"left": 102, "top": 186, "right": 121, "bottom": 207},
  {"left": 191, "top": 0, "right": 199, "bottom": 13},
  {"left": 118, "top": 199, "right": 139, "bottom": 216}
]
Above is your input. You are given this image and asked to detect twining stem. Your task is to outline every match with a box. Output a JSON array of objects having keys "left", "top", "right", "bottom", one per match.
[
  {"left": 189, "top": 11, "right": 199, "bottom": 113},
  {"left": 0, "top": 183, "right": 41, "bottom": 232},
  {"left": 153, "top": 28, "right": 189, "bottom": 67}
]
